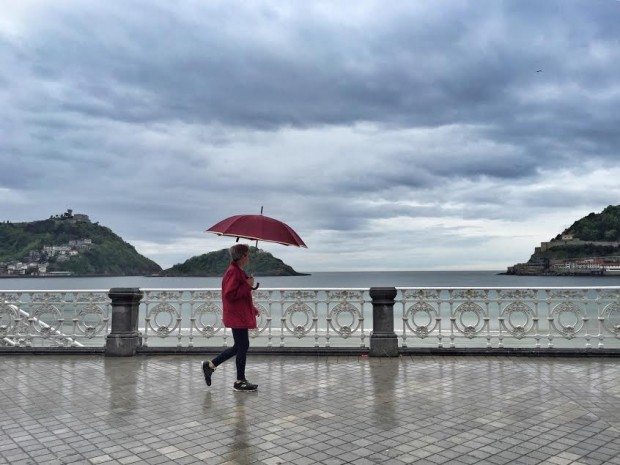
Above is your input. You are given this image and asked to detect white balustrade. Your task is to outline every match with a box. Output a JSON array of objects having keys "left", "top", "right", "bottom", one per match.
[
  {"left": 0, "top": 290, "right": 110, "bottom": 347},
  {"left": 140, "top": 288, "right": 371, "bottom": 348},
  {"left": 1, "top": 287, "right": 618, "bottom": 349},
  {"left": 398, "top": 287, "right": 620, "bottom": 349}
]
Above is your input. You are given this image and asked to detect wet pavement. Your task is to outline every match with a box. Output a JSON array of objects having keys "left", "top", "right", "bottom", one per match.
[{"left": 0, "top": 355, "right": 618, "bottom": 465}]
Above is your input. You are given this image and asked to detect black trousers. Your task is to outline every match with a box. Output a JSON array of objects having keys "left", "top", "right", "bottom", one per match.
[{"left": 211, "top": 328, "right": 249, "bottom": 381}]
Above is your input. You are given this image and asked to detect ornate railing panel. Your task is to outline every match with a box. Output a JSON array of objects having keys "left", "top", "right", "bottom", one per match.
[
  {"left": 397, "top": 287, "right": 620, "bottom": 349},
  {"left": 0, "top": 290, "right": 111, "bottom": 347},
  {"left": 1, "top": 287, "right": 617, "bottom": 350},
  {"left": 140, "top": 288, "right": 370, "bottom": 348}
]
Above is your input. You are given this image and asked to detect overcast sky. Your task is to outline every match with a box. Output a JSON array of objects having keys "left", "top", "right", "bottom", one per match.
[{"left": 1, "top": 0, "right": 619, "bottom": 271}]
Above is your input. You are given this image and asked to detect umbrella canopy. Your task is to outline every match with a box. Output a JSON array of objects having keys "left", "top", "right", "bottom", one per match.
[{"left": 206, "top": 214, "right": 307, "bottom": 248}]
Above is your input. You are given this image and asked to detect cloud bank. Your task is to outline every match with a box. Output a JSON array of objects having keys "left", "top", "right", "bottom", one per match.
[{"left": 1, "top": 0, "right": 619, "bottom": 270}]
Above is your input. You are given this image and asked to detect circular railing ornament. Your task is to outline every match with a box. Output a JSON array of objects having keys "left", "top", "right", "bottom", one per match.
[
  {"left": 32, "top": 304, "right": 62, "bottom": 338},
  {"left": 192, "top": 303, "right": 222, "bottom": 338},
  {"left": 500, "top": 301, "right": 535, "bottom": 339},
  {"left": 453, "top": 302, "right": 486, "bottom": 338},
  {"left": 601, "top": 302, "right": 619, "bottom": 336},
  {"left": 147, "top": 303, "right": 180, "bottom": 338},
  {"left": 0, "top": 303, "right": 18, "bottom": 337},
  {"left": 404, "top": 301, "right": 438, "bottom": 339},
  {"left": 250, "top": 304, "right": 270, "bottom": 338},
  {"left": 283, "top": 303, "right": 314, "bottom": 338},
  {"left": 76, "top": 304, "right": 106, "bottom": 338},
  {"left": 550, "top": 302, "right": 584, "bottom": 339},
  {"left": 328, "top": 302, "right": 362, "bottom": 339}
]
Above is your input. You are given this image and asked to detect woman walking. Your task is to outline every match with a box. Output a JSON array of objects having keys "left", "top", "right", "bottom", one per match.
[{"left": 202, "top": 244, "right": 258, "bottom": 392}]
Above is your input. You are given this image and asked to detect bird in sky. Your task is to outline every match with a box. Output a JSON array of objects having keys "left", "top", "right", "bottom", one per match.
[{"left": 536, "top": 69, "right": 543, "bottom": 72}]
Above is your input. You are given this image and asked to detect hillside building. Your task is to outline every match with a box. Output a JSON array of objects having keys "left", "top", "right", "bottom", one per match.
[{"left": 73, "top": 214, "right": 90, "bottom": 222}]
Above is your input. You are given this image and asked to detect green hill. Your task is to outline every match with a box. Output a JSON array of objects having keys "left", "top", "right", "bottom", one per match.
[
  {"left": 533, "top": 205, "right": 620, "bottom": 262},
  {"left": 0, "top": 211, "right": 161, "bottom": 276},
  {"left": 162, "top": 247, "right": 307, "bottom": 276},
  {"left": 558, "top": 205, "right": 620, "bottom": 241},
  {"left": 506, "top": 205, "right": 620, "bottom": 275}
]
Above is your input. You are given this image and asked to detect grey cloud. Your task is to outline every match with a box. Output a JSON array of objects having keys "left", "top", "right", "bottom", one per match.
[
  {"left": 3, "top": 1, "right": 619, "bottom": 178},
  {"left": 8, "top": 1, "right": 617, "bottom": 132},
  {"left": 1, "top": 0, "right": 619, "bottom": 269}
]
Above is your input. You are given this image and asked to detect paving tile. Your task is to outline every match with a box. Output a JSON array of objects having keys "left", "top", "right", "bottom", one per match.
[
  {"left": 89, "top": 455, "right": 113, "bottom": 464},
  {"left": 0, "top": 355, "right": 618, "bottom": 465}
]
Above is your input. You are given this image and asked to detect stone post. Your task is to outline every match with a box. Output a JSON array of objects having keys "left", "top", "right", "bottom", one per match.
[
  {"left": 105, "top": 288, "right": 143, "bottom": 357},
  {"left": 369, "top": 287, "right": 399, "bottom": 357}
]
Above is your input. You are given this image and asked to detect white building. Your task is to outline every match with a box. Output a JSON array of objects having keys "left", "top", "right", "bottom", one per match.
[
  {"left": 43, "top": 245, "right": 72, "bottom": 256},
  {"left": 603, "top": 264, "right": 620, "bottom": 275}
]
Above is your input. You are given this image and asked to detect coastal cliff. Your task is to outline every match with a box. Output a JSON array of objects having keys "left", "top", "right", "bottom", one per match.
[{"left": 506, "top": 205, "right": 620, "bottom": 276}]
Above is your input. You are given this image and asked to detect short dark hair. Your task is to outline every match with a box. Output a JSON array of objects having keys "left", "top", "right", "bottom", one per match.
[{"left": 229, "top": 244, "right": 250, "bottom": 262}]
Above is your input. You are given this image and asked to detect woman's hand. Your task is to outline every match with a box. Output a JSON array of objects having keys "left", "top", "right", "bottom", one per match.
[{"left": 247, "top": 276, "right": 255, "bottom": 288}]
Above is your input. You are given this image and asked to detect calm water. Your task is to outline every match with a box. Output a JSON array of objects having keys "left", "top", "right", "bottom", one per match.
[{"left": 0, "top": 270, "right": 619, "bottom": 290}]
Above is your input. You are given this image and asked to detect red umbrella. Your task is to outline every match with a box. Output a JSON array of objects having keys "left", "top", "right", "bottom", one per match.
[{"left": 206, "top": 214, "right": 307, "bottom": 248}]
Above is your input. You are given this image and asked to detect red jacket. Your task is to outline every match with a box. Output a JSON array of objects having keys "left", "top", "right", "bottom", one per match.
[{"left": 221, "top": 261, "right": 258, "bottom": 329}]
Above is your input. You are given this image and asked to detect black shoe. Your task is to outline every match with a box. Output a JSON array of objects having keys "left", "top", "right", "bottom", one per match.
[
  {"left": 233, "top": 380, "right": 258, "bottom": 392},
  {"left": 202, "top": 361, "right": 214, "bottom": 386}
]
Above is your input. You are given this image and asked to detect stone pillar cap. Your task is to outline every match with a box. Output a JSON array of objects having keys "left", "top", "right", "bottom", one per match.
[{"left": 369, "top": 287, "right": 397, "bottom": 299}]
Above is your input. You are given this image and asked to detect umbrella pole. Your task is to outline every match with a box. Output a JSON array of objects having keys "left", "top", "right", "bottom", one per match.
[
  {"left": 253, "top": 236, "right": 260, "bottom": 290},
  {"left": 252, "top": 237, "right": 263, "bottom": 290},
  {"left": 256, "top": 206, "right": 263, "bottom": 249}
]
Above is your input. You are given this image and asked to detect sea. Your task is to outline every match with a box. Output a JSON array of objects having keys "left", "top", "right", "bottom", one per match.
[{"left": 0, "top": 270, "right": 619, "bottom": 290}]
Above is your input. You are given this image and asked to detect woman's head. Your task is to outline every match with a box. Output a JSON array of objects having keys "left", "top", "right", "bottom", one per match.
[{"left": 229, "top": 243, "right": 250, "bottom": 265}]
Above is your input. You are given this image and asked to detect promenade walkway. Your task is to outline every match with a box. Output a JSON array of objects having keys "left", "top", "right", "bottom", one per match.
[{"left": 1, "top": 355, "right": 618, "bottom": 465}]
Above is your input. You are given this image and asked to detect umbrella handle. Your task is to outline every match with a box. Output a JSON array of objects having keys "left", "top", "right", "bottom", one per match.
[{"left": 252, "top": 282, "right": 260, "bottom": 290}]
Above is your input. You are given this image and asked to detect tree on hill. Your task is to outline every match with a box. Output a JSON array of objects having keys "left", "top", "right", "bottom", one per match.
[{"left": 564, "top": 205, "right": 620, "bottom": 241}]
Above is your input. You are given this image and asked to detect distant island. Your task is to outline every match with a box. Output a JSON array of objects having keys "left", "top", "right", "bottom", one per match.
[
  {"left": 161, "top": 247, "right": 308, "bottom": 277},
  {"left": 506, "top": 204, "right": 620, "bottom": 276},
  {"left": 0, "top": 210, "right": 305, "bottom": 277}
]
